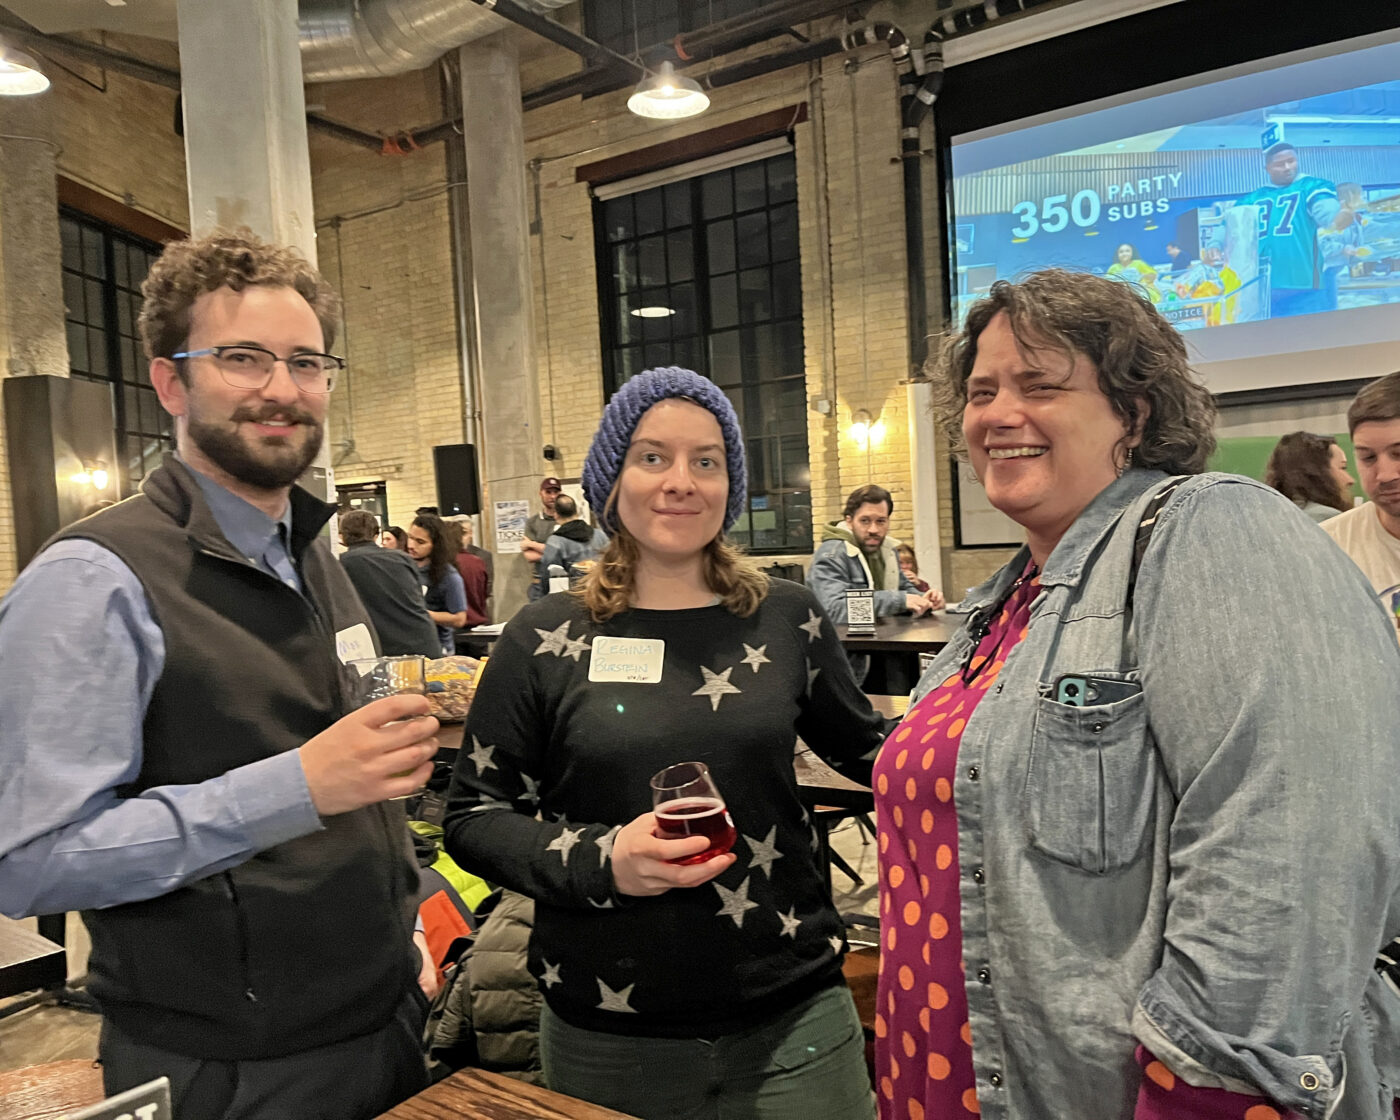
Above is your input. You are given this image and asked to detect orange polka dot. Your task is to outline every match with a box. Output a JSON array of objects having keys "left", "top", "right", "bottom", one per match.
[
  {"left": 1144, "top": 1062, "right": 1175, "bottom": 1091},
  {"left": 893, "top": 806, "right": 904, "bottom": 829},
  {"left": 896, "top": 749, "right": 909, "bottom": 769},
  {"left": 903, "top": 900, "right": 921, "bottom": 926},
  {"left": 936, "top": 844, "right": 953, "bottom": 870},
  {"left": 880, "top": 832, "right": 890, "bottom": 854},
  {"left": 921, "top": 744, "right": 937, "bottom": 764},
  {"left": 887, "top": 990, "right": 894, "bottom": 1014},
  {"left": 881, "top": 1077, "right": 894, "bottom": 1100},
  {"left": 952, "top": 701, "right": 965, "bottom": 715},
  {"left": 934, "top": 692, "right": 951, "bottom": 705},
  {"left": 940, "top": 674, "right": 958, "bottom": 689},
  {"left": 905, "top": 778, "right": 918, "bottom": 801},
  {"left": 929, "top": 1052, "right": 951, "bottom": 1080},
  {"left": 921, "top": 942, "right": 930, "bottom": 965},
  {"left": 920, "top": 809, "right": 935, "bottom": 834},
  {"left": 960, "top": 1021, "right": 973, "bottom": 1045},
  {"left": 902, "top": 1031, "right": 916, "bottom": 1058},
  {"left": 1018, "top": 626, "right": 1028, "bottom": 641},
  {"left": 874, "top": 1013, "right": 887, "bottom": 1038},
  {"left": 909, "top": 1102, "right": 924, "bottom": 1120},
  {"left": 962, "top": 1088, "right": 981, "bottom": 1114},
  {"left": 998, "top": 609, "right": 1009, "bottom": 625},
  {"left": 967, "top": 655, "right": 987, "bottom": 674},
  {"left": 987, "top": 661, "right": 1004, "bottom": 678},
  {"left": 919, "top": 874, "right": 930, "bottom": 896},
  {"left": 918, "top": 1006, "right": 930, "bottom": 1031},
  {"left": 929, "top": 912, "right": 949, "bottom": 939},
  {"left": 927, "top": 712, "right": 948, "bottom": 726},
  {"left": 898, "top": 965, "right": 914, "bottom": 991},
  {"left": 883, "top": 892, "right": 892, "bottom": 915},
  {"left": 885, "top": 925, "right": 897, "bottom": 952},
  {"left": 877, "top": 774, "right": 889, "bottom": 795},
  {"left": 896, "top": 726, "right": 912, "bottom": 743},
  {"left": 948, "top": 718, "right": 966, "bottom": 738},
  {"left": 906, "top": 838, "right": 918, "bottom": 861},
  {"left": 935, "top": 778, "right": 952, "bottom": 802},
  {"left": 891, "top": 1058, "right": 901, "bottom": 1081},
  {"left": 928, "top": 982, "right": 949, "bottom": 1009},
  {"left": 889, "top": 865, "right": 905, "bottom": 889},
  {"left": 1243, "top": 1109, "right": 1281, "bottom": 1120}
]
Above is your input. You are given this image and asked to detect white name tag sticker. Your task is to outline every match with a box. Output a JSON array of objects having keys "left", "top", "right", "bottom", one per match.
[
  {"left": 335, "top": 623, "right": 376, "bottom": 664},
  {"left": 588, "top": 637, "right": 665, "bottom": 684}
]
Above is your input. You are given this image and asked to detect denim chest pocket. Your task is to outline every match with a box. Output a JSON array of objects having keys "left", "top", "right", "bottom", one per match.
[{"left": 1023, "top": 688, "right": 1156, "bottom": 874}]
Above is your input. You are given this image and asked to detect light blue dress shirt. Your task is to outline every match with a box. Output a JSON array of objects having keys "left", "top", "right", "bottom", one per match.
[{"left": 0, "top": 461, "right": 324, "bottom": 918}]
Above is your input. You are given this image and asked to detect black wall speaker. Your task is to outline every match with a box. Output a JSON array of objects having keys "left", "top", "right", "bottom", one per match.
[{"left": 433, "top": 443, "right": 481, "bottom": 516}]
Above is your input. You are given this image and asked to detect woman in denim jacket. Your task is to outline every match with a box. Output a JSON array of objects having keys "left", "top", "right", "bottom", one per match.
[{"left": 873, "top": 269, "right": 1400, "bottom": 1120}]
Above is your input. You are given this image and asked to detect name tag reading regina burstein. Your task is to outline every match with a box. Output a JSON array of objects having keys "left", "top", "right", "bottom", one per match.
[{"left": 588, "top": 637, "right": 666, "bottom": 684}]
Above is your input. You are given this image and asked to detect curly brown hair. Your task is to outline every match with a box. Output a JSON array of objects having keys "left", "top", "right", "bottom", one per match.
[
  {"left": 1265, "top": 431, "right": 1350, "bottom": 514},
  {"left": 137, "top": 229, "right": 341, "bottom": 364},
  {"left": 930, "top": 270, "right": 1217, "bottom": 474},
  {"left": 579, "top": 478, "right": 768, "bottom": 621}
]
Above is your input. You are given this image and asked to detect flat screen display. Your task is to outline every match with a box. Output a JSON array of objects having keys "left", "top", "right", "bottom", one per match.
[{"left": 947, "top": 33, "right": 1400, "bottom": 393}]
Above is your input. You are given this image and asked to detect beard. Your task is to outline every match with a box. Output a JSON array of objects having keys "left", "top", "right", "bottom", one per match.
[{"left": 187, "top": 402, "right": 324, "bottom": 491}]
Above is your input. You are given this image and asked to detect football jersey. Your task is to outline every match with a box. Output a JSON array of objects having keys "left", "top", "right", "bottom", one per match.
[{"left": 1236, "top": 175, "right": 1338, "bottom": 290}]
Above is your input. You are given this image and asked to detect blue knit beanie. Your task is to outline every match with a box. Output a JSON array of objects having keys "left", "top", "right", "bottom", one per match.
[{"left": 583, "top": 366, "right": 747, "bottom": 534}]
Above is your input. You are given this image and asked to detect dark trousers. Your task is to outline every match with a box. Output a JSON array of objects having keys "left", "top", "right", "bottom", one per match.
[{"left": 98, "top": 988, "right": 429, "bottom": 1120}]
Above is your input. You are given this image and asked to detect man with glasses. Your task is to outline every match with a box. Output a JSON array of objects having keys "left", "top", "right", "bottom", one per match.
[{"left": 0, "top": 231, "right": 439, "bottom": 1119}]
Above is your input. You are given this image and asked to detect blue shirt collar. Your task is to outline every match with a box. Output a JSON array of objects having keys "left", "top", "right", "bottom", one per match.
[{"left": 176, "top": 454, "right": 295, "bottom": 567}]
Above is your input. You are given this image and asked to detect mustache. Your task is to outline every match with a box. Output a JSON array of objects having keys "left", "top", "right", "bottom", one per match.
[{"left": 231, "top": 404, "right": 318, "bottom": 426}]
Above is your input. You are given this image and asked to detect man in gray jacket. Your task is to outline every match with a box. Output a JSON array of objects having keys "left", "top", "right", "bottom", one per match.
[
  {"left": 807, "top": 484, "right": 942, "bottom": 623},
  {"left": 529, "top": 495, "right": 608, "bottom": 601}
]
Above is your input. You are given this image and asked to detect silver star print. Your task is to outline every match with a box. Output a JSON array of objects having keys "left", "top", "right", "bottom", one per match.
[
  {"left": 470, "top": 797, "right": 512, "bottom": 813},
  {"left": 597, "top": 979, "right": 637, "bottom": 1013},
  {"left": 828, "top": 935, "right": 845, "bottom": 954},
  {"left": 714, "top": 877, "right": 760, "bottom": 929},
  {"left": 533, "top": 621, "right": 571, "bottom": 657},
  {"left": 588, "top": 896, "right": 616, "bottom": 909},
  {"left": 541, "top": 961, "right": 562, "bottom": 988},
  {"left": 563, "top": 634, "right": 591, "bottom": 661},
  {"left": 520, "top": 772, "right": 540, "bottom": 807},
  {"left": 547, "top": 826, "right": 584, "bottom": 866},
  {"left": 778, "top": 906, "right": 802, "bottom": 938},
  {"left": 693, "top": 665, "right": 742, "bottom": 712},
  {"left": 468, "top": 736, "right": 497, "bottom": 774},
  {"left": 740, "top": 643, "right": 770, "bottom": 673},
  {"left": 595, "top": 825, "right": 621, "bottom": 866},
  {"left": 806, "top": 661, "right": 820, "bottom": 694},
  {"left": 745, "top": 826, "right": 784, "bottom": 878},
  {"left": 799, "top": 609, "right": 823, "bottom": 643}
]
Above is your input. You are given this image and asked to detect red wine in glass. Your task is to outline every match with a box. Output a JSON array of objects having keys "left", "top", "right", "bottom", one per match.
[{"left": 649, "top": 762, "right": 736, "bottom": 865}]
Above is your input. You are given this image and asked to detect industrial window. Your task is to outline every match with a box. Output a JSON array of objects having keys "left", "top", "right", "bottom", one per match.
[
  {"left": 60, "top": 211, "right": 171, "bottom": 497},
  {"left": 583, "top": 0, "right": 756, "bottom": 57},
  {"left": 595, "top": 147, "right": 810, "bottom": 555}
]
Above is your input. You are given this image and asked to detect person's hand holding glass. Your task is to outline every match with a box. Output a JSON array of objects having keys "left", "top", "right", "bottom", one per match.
[
  {"left": 609, "top": 761, "right": 738, "bottom": 896},
  {"left": 298, "top": 655, "right": 439, "bottom": 815}
]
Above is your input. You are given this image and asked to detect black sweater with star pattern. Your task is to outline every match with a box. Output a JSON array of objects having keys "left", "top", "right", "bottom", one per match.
[{"left": 442, "top": 579, "right": 888, "bottom": 1037}]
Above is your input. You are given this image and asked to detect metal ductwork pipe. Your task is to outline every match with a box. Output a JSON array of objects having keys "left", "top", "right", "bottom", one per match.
[{"left": 298, "top": 0, "right": 579, "bottom": 82}]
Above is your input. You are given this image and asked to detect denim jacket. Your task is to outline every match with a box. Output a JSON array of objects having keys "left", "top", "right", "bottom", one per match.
[{"left": 904, "top": 469, "right": 1400, "bottom": 1120}]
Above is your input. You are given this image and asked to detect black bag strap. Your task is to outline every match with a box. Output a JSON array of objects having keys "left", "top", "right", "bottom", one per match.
[{"left": 1127, "top": 477, "right": 1186, "bottom": 607}]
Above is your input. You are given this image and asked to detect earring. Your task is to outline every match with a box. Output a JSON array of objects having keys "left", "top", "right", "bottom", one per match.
[{"left": 1118, "top": 447, "right": 1134, "bottom": 478}]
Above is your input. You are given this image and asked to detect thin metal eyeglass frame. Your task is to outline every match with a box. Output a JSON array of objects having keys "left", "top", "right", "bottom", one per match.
[{"left": 171, "top": 345, "right": 344, "bottom": 393}]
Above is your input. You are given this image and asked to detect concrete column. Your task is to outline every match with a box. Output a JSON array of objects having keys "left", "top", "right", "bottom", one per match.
[
  {"left": 176, "top": 0, "right": 331, "bottom": 498},
  {"left": 0, "top": 92, "right": 67, "bottom": 588},
  {"left": 458, "top": 35, "right": 545, "bottom": 620}
]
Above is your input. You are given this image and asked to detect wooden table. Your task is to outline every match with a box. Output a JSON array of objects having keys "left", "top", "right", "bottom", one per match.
[
  {"left": 378, "top": 1068, "right": 638, "bottom": 1119},
  {"left": 836, "top": 611, "right": 960, "bottom": 653},
  {"left": 0, "top": 917, "right": 65, "bottom": 1001}
]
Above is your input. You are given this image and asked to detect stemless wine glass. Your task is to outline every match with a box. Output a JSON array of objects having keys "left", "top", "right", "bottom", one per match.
[
  {"left": 649, "top": 761, "right": 736, "bottom": 865},
  {"left": 347, "top": 655, "right": 427, "bottom": 799}
]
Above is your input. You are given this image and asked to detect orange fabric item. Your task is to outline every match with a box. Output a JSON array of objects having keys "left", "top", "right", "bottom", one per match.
[{"left": 418, "top": 889, "right": 472, "bottom": 983}]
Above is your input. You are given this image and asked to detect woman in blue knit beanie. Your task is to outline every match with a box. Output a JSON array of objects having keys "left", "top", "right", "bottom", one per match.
[{"left": 445, "top": 367, "right": 885, "bottom": 1120}]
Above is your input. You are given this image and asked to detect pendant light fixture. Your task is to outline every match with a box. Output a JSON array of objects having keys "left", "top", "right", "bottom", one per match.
[
  {"left": 0, "top": 40, "right": 50, "bottom": 96},
  {"left": 627, "top": 61, "right": 709, "bottom": 121}
]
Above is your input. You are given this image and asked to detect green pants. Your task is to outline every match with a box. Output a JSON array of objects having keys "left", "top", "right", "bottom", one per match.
[{"left": 539, "top": 982, "right": 875, "bottom": 1120}]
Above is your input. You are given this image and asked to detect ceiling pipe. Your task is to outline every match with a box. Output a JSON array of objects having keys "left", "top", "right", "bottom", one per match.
[{"left": 462, "top": 0, "right": 641, "bottom": 79}]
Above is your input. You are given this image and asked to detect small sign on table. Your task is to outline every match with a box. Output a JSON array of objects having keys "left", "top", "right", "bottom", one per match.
[{"left": 844, "top": 588, "right": 876, "bottom": 635}]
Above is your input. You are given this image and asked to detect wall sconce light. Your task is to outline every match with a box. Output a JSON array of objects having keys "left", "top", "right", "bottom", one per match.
[
  {"left": 72, "top": 460, "right": 110, "bottom": 491},
  {"left": 0, "top": 40, "right": 50, "bottom": 96},
  {"left": 848, "top": 409, "right": 886, "bottom": 451}
]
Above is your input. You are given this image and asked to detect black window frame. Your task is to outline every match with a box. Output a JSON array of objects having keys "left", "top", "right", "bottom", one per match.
[
  {"left": 594, "top": 149, "right": 811, "bottom": 555},
  {"left": 60, "top": 209, "right": 170, "bottom": 498}
]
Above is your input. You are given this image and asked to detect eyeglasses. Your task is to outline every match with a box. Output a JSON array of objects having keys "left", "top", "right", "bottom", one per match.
[{"left": 172, "top": 345, "right": 344, "bottom": 393}]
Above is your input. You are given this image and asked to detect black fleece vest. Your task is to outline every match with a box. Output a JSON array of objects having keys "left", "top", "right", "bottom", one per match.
[{"left": 50, "top": 460, "right": 418, "bottom": 1060}]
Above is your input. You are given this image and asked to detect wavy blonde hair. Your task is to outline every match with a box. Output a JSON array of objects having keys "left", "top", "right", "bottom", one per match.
[{"left": 579, "top": 480, "right": 768, "bottom": 621}]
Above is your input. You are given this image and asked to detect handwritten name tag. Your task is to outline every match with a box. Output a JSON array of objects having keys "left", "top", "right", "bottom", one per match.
[
  {"left": 588, "top": 637, "right": 665, "bottom": 684},
  {"left": 335, "top": 623, "right": 376, "bottom": 664}
]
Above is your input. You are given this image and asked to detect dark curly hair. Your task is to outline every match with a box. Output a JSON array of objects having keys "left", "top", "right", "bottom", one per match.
[
  {"left": 410, "top": 514, "right": 454, "bottom": 589},
  {"left": 138, "top": 229, "right": 341, "bottom": 364},
  {"left": 1265, "top": 432, "right": 1350, "bottom": 514},
  {"left": 930, "top": 269, "right": 1217, "bottom": 474}
]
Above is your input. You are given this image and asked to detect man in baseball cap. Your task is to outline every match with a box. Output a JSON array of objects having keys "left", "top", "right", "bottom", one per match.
[{"left": 521, "top": 477, "right": 562, "bottom": 565}]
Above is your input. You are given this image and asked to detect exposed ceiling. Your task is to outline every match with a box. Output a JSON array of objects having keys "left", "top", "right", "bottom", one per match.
[{"left": 1, "top": 0, "right": 179, "bottom": 40}]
